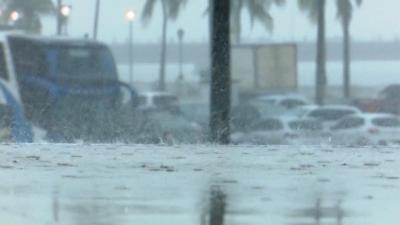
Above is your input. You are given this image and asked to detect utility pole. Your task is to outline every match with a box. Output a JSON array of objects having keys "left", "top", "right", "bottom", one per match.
[
  {"left": 93, "top": 0, "right": 100, "bottom": 40},
  {"left": 56, "top": 0, "right": 62, "bottom": 35},
  {"left": 209, "top": 0, "right": 231, "bottom": 144},
  {"left": 125, "top": 10, "right": 136, "bottom": 86},
  {"left": 177, "top": 28, "right": 184, "bottom": 80},
  {"left": 316, "top": 0, "right": 326, "bottom": 105}
]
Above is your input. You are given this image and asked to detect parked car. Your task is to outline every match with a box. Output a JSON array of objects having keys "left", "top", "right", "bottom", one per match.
[
  {"left": 284, "top": 118, "right": 329, "bottom": 145},
  {"left": 138, "top": 92, "right": 179, "bottom": 112},
  {"left": 231, "top": 94, "right": 311, "bottom": 132},
  {"left": 291, "top": 105, "right": 361, "bottom": 130},
  {"left": 133, "top": 110, "right": 203, "bottom": 144},
  {"left": 377, "top": 84, "right": 400, "bottom": 114},
  {"left": 330, "top": 113, "right": 400, "bottom": 146},
  {"left": 180, "top": 102, "right": 209, "bottom": 130},
  {"left": 231, "top": 117, "right": 327, "bottom": 145},
  {"left": 351, "top": 98, "right": 380, "bottom": 112},
  {"left": 254, "top": 94, "right": 312, "bottom": 110}
]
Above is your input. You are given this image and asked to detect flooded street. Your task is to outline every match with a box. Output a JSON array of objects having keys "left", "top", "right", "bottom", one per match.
[{"left": 0, "top": 144, "right": 399, "bottom": 225}]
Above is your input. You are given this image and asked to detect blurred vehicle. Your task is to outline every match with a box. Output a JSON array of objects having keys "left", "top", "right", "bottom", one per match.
[
  {"left": 291, "top": 105, "right": 361, "bottom": 130},
  {"left": 231, "top": 94, "right": 311, "bottom": 132},
  {"left": 180, "top": 102, "right": 209, "bottom": 130},
  {"left": 285, "top": 118, "right": 329, "bottom": 145},
  {"left": 351, "top": 98, "right": 380, "bottom": 112},
  {"left": 0, "top": 80, "right": 33, "bottom": 142},
  {"left": 231, "top": 117, "right": 327, "bottom": 145},
  {"left": 0, "top": 32, "right": 136, "bottom": 142},
  {"left": 330, "top": 113, "right": 400, "bottom": 146},
  {"left": 138, "top": 92, "right": 179, "bottom": 112},
  {"left": 133, "top": 110, "right": 203, "bottom": 144},
  {"left": 377, "top": 84, "right": 400, "bottom": 115},
  {"left": 253, "top": 94, "right": 312, "bottom": 110},
  {"left": 231, "top": 117, "right": 286, "bottom": 145}
]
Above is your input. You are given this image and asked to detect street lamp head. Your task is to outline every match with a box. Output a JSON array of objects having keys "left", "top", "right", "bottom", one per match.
[
  {"left": 125, "top": 9, "right": 136, "bottom": 22},
  {"left": 9, "top": 11, "right": 20, "bottom": 22},
  {"left": 61, "top": 5, "right": 72, "bottom": 17}
]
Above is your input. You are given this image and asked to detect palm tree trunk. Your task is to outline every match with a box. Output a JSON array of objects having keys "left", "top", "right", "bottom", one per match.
[
  {"left": 233, "top": 0, "right": 243, "bottom": 44},
  {"left": 210, "top": 0, "right": 231, "bottom": 144},
  {"left": 316, "top": 0, "right": 327, "bottom": 105},
  {"left": 158, "top": 1, "right": 168, "bottom": 91},
  {"left": 343, "top": 18, "right": 351, "bottom": 99}
]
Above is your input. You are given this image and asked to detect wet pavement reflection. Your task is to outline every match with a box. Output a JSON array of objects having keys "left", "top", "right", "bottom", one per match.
[{"left": 0, "top": 144, "right": 399, "bottom": 225}]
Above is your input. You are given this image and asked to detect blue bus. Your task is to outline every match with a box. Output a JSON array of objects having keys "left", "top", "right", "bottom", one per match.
[{"left": 1, "top": 32, "right": 137, "bottom": 142}]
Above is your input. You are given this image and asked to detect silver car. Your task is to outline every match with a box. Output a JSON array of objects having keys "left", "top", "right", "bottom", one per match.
[
  {"left": 231, "top": 117, "right": 327, "bottom": 145},
  {"left": 330, "top": 113, "right": 400, "bottom": 146}
]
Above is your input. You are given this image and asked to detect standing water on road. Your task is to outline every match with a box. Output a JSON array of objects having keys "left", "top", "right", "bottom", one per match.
[{"left": 1, "top": 0, "right": 400, "bottom": 224}]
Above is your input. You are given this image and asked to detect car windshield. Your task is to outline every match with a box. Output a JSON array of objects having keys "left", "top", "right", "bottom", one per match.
[
  {"left": 288, "top": 120, "right": 323, "bottom": 131},
  {"left": 153, "top": 95, "right": 178, "bottom": 108},
  {"left": 372, "top": 117, "right": 400, "bottom": 127},
  {"left": 52, "top": 46, "right": 118, "bottom": 79},
  {"left": 308, "top": 109, "right": 356, "bottom": 121},
  {"left": 252, "top": 119, "right": 283, "bottom": 131}
]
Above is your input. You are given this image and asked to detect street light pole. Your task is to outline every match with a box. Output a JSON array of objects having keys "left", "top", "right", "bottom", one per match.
[
  {"left": 60, "top": 5, "right": 71, "bottom": 35},
  {"left": 128, "top": 20, "right": 133, "bottom": 85},
  {"left": 177, "top": 28, "right": 184, "bottom": 80},
  {"left": 126, "top": 10, "right": 136, "bottom": 87},
  {"left": 93, "top": 0, "right": 100, "bottom": 40},
  {"left": 56, "top": 0, "right": 62, "bottom": 35}
]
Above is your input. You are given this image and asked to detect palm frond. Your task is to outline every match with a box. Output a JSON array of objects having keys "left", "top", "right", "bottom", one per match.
[
  {"left": 141, "top": 0, "right": 157, "bottom": 25},
  {"left": 336, "top": 0, "right": 362, "bottom": 23},
  {"left": 167, "top": 0, "right": 187, "bottom": 21},
  {"left": 298, "top": 0, "right": 319, "bottom": 23}
]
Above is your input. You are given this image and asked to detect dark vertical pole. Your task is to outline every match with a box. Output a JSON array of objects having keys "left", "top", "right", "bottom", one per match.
[
  {"left": 129, "top": 21, "right": 133, "bottom": 85},
  {"left": 178, "top": 29, "right": 184, "bottom": 80},
  {"left": 210, "top": 0, "right": 231, "bottom": 144},
  {"left": 343, "top": 18, "right": 351, "bottom": 99},
  {"left": 93, "top": 0, "right": 100, "bottom": 40},
  {"left": 56, "top": 0, "right": 62, "bottom": 35},
  {"left": 315, "top": 0, "right": 326, "bottom": 105},
  {"left": 159, "top": 1, "right": 168, "bottom": 91},
  {"left": 253, "top": 47, "right": 259, "bottom": 89}
]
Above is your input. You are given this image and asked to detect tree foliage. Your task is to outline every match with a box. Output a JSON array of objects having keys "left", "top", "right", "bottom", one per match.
[
  {"left": 142, "top": 0, "right": 187, "bottom": 24},
  {"left": 336, "top": 0, "right": 362, "bottom": 25}
]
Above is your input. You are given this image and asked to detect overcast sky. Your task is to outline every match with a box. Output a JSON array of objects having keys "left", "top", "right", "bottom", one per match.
[{"left": 41, "top": 0, "right": 400, "bottom": 43}]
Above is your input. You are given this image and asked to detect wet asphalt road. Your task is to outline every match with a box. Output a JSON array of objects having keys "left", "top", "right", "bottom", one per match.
[{"left": 0, "top": 144, "right": 399, "bottom": 225}]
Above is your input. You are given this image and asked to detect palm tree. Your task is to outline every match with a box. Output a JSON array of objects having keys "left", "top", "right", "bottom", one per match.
[
  {"left": 210, "top": 0, "right": 231, "bottom": 144},
  {"left": 142, "top": 0, "right": 187, "bottom": 91},
  {"left": 298, "top": 0, "right": 327, "bottom": 105},
  {"left": 231, "top": 0, "right": 285, "bottom": 44},
  {"left": 1, "top": 0, "right": 54, "bottom": 33},
  {"left": 336, "top": 0, "right": 362, "bottom": 99}
]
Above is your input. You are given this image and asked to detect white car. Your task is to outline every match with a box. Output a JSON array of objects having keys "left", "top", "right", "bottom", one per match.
[
  {"left": 290, "top": 105, "right": 361, "bottom": 130},
  {"left": 137, "top": 92, "right": 179, "bottom": 111},
  {"left": 253, "top": 94, "right": 312, "bottom": 110},
  {"left": 330, "top": 113, "right": 400, "bottom": 146},
  {"left": 231, "top": 117, "right": 327, "bottom": 145}
]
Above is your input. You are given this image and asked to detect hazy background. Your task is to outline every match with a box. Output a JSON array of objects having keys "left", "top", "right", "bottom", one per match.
[{"left": 42, "top": 0, "right": 400, "bottom": 43}]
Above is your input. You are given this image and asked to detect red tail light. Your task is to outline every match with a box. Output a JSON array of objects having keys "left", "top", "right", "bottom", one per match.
[{"left": 368, "top": 127, "right": 380, "bottom": 134}]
